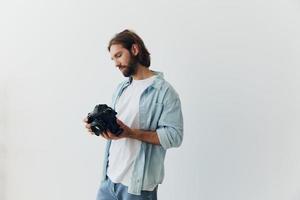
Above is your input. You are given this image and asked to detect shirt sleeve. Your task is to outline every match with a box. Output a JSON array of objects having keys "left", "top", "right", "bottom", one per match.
[{"left": 156, "top": 97, "right": 184, "bottom": 150}]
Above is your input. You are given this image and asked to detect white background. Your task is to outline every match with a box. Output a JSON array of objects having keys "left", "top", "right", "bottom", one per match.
[{"left": 0, "top": 0, "right": 300, "bottom": 200}]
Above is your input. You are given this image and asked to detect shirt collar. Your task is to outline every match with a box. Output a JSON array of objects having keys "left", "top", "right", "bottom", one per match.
[{"left": 125, "top": 70, "right": 164, "bottom": 89}]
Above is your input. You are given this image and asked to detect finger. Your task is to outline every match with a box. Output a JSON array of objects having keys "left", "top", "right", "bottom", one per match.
[
  {"left": 107, "top": 131, "right": 116, "bottom": 138},
  {"left": 86, "top": 129, "right": 94, "bottom": 135},
  {"left": 83, "top": 117, "right": 88, "bottom": 123},
  {"left": 116, "top": 119, "right": 124, "bottom": 127},
  {"left": 102, "top": 131, "right": 109, "bottom": 139},
  {"left": 116, "top": 118, "right": 122, "bottom": 124},
  {"left": 86, "top": 128, "right": 93, "bottom": 134},
  {"left": 85, "top": 124, "right": 91, "bottom": 129},
  {"left": 105, "top": 131, "right": 115, "bottom": 139}
]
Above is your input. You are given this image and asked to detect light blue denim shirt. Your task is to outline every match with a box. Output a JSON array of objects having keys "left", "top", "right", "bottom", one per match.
[{"left": 101, "top": 71, "right": 184, "bottom": 195}]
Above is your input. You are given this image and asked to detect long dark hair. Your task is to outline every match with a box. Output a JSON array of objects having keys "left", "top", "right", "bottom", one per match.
[{"left": 108, "top": 29, "right": 151, "bottom": 68}]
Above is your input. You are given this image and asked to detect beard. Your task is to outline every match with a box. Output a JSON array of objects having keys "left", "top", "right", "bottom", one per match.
[{"left": 119, "top": 53, "right": 139, "bottom": 77}]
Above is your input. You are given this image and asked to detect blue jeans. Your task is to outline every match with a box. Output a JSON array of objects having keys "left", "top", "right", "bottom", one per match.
[{"left": 96, "top": 177, "right": 158, "bottom": 200}]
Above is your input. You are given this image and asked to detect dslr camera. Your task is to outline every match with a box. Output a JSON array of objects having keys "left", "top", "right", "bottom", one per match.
[{"left": 87, "top": 104, "right": 123, "bottom": 136}]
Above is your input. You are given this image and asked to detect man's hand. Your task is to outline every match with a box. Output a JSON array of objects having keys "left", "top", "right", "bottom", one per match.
[
  {"left": 82, "top": 117, "right": 134, "bottom": 140},
  {"left": 101, "top": 119, "right": 134, "bottom": 140},
  {"left": 83, "top": 117, "right": 94, "bottom": 135},
  {"left": 83, "top": 117, "right": 160, "bottom": 145}
]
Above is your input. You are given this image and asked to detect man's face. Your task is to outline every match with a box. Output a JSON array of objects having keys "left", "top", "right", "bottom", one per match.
[{"left": 110, "top": 44, "right": 138, "bottom": 77}]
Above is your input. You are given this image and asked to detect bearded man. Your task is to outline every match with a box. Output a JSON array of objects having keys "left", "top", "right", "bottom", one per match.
[{"left": 84, "top": 29, "right": 184, "bottom": 200}]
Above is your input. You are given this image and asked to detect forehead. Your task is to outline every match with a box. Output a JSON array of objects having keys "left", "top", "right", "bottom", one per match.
[{"left": 109, "top": 44, "right": 127, "bottom": 55}]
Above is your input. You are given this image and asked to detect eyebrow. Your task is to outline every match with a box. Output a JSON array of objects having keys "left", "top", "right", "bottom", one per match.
[{"left": 111, "top": 51, "right": 122, "bottom": 60}]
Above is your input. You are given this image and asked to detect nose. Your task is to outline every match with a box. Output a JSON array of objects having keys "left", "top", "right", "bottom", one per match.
[{"left": 115, "top": 60, "right": 121, "bottom": 68}]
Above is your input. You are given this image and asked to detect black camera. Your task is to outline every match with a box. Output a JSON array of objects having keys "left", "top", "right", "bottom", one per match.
[{"left": 87, "top": 104, "right": 123, "bottom": 136}]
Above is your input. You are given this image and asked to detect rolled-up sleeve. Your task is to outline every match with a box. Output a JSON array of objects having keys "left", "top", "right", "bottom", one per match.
[{"left": 156, "top": 98, "right": 184, "bottom": 150}]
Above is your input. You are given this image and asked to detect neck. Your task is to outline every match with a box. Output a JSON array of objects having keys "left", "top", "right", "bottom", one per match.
[{"left": 132, "top": 64, "right": 155, "bottom": 80}]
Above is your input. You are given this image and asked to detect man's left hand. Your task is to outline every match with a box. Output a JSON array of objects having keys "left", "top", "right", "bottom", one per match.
[{"left": 101, "top": 119, "right": 135, "bottom": 140}]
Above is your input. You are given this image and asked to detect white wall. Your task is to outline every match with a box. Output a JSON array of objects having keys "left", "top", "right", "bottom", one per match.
[{"left": 0, "top": 0, "right": 300, "bottom": 200}]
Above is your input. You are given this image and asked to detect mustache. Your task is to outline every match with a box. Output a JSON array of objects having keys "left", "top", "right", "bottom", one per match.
[{"left": 117, "top": 65, "right": 127, "bottom": 68}]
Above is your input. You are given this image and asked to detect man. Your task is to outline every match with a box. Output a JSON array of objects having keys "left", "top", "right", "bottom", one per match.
[{"left": 83, "top": 29, "right": 183, "bottom": 200}]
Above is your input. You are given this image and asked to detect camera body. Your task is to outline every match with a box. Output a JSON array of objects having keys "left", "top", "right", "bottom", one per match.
[{"left": 87, "top": 104, "right": 123, "bottom": 136}]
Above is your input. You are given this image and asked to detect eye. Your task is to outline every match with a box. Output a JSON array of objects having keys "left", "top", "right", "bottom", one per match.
[{"left": 116, "top": 53, "right": 122, "bottom": 58}]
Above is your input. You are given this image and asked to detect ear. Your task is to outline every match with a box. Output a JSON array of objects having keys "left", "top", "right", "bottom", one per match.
[{"left": 131, "top": 44, "right": 139, "bottom": 56}]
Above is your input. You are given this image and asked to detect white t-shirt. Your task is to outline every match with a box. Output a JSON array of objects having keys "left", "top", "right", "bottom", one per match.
[{"left": 107, "top": 75, "right": 157, "bottom": 189}]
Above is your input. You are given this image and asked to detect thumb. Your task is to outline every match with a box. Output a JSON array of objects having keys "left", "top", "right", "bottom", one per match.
[{"left": 116, "top": 118, "right": 125, "bottom": 127}]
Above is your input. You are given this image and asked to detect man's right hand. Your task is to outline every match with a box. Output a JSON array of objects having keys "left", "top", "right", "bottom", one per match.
[{"left": 83, "top": 117, "right": 94, "bottom": 135}]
